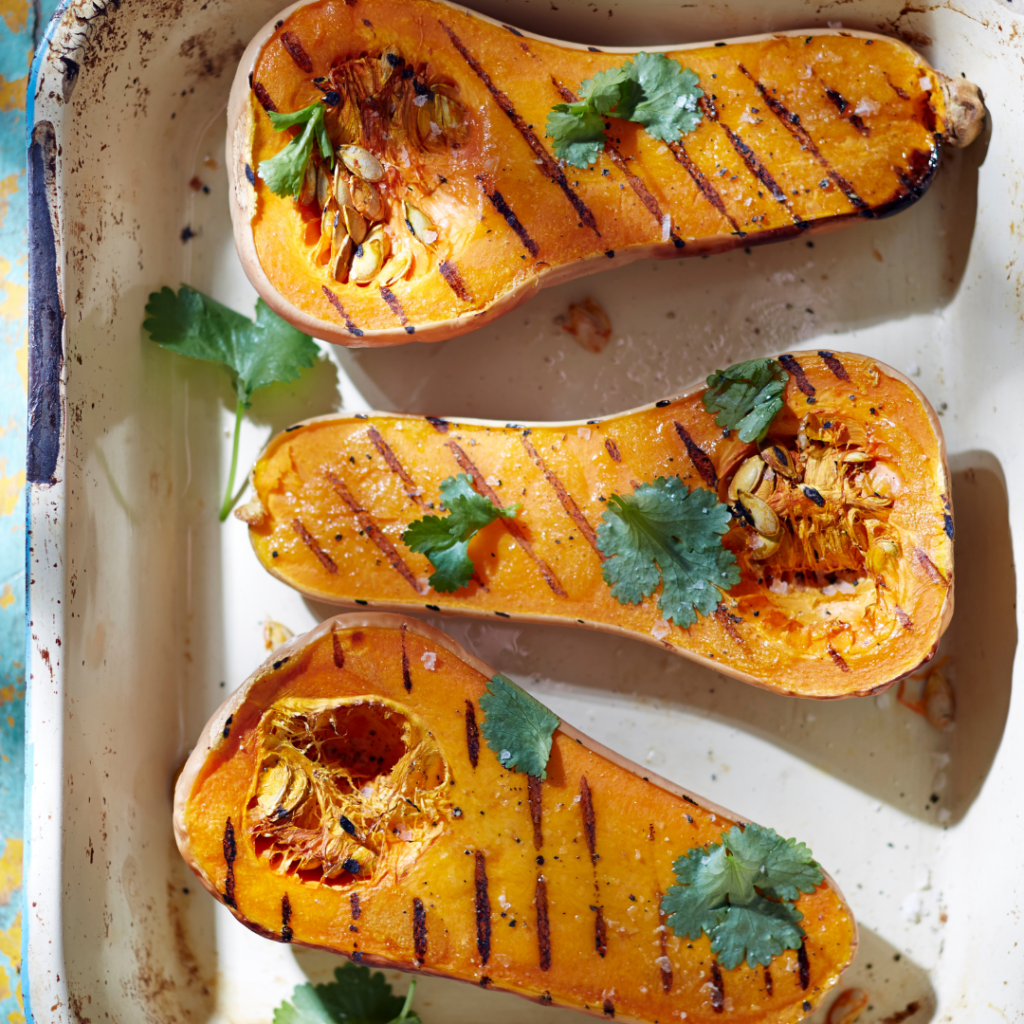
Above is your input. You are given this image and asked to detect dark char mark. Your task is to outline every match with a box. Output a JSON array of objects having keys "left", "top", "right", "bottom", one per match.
[
  {"left": 324, "top": 470, "right": 422, "bottom": 593},
  {"left": 281, "top": 893, "right": 293, "bottom": 942},
  {"left": 379, "top": 286, "right": 415, "bottom": 334},
  {"left": 475, "top": 851, "right": 492, "bottom": 965},
  {"left": 350, "top": 892, "right": 362, "bottom": 920},
  {"left": 280, "top": 31, "right": 313, "bottom": 73},
  {"left": 604, "top": 438, "right": 621, "bottom": 463},
  {"left": 778, "top": 354, "right": 816, "bottom": 396},
  {"left": 253, "top": 81, "right": 278, "bottom": 112},
  {"left": 673, "top": 421, "right": 718, "bottom": 489},
  {"left": 894, "top": 605, "right": 914, "bottom": 631},
  {"left": 401, "top": 623, "right": 412, "bottom": 692},
  {"left": 439, "top": 260, "right": 472, "bottom": 302},
  {"left": 824, "top": 86, "right": 868, "bottom": 134},
  {"left": 798, "top": 940, "right": 810, "bottom": 989},
  {"left": 737, "top": 64, "right": 867, "bottom": 210},
  {"left": 594, "top": 905, "right": 608, "bottom": 957},
  {"left": 442, "top": 24, "right": 599, "bottom": 235},
  {"left": 580, "top": 776, "right": 598, "bottom": 864},
  {"left": 536, "top": 876, "right": 552, "bottom": 970},
  {"left": 332, "top": 626, "right": 345, "bottom": 669},
  {"left": 479, "top": 179, "right": 539, "bottom": 256},
  {"left": 528, "top": 774, "right": 543, "bottom": 849},
  {"left": 827, "top": 643, "right": 850, "bottom": 672},
  {"left": 413, "top": 897, "right": 428, "bottom": 962},
  {"left": 714, "top": 606, "right": 745, "bottom": 647},
  {"left": 291, "top": 519, "right": 338, "bottom": 573},
  {"left": 322, "top": 286, "right": 364, "bottom": 336},
  {"left": 426, "top": 416, "right": 450, "bottom": 434},
  {"left": 657, "top": 894, "right": 673, "bottom": 992},
  {"left": 367, "top": 425, "right": 426, "bottom": 507},
  {"left": 223, "top": 819, "right": 237, "bottom": 908},
  {"left": 447, "top": 440, "right": 567, "bottom": 597},
  {"left": 710, "top": 962, "right": 725, "bottom": 1013},
  {"left": 818, "top": 350, "right": 850, "bottom": 381},
  {"left": 667, "top": 141, "right": 742, "bottom": 234},
  {"left": 603, "top": 1000, "right": 615, "bottom": 1017},
  {"left": 465, "top": 699, "right": 480, "bottom": 768},
  {"left": 520, "top": 434, "right": 603, "bottom": 557},
  {"left": 764, "top": 967, "right": 773, "bottom": 996}
]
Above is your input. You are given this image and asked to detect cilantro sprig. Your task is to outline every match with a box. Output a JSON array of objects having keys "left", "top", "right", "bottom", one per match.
[
  {"left": 662, "top": 824, "right": 823, "bottom": 970},
  {"left": 596, "top": 477, "right": 740, "bottom": 628},
  {"left": 479, "top": 673, "right": 560, "bottom": 779},
  {"left": 546, "top": 53, "right": 703, "bottom": 168},
  {"left": 144, "top": 285, "right": 319, "bottom": 520},
  {"left": 259, "top": 99, "right": 334, "bottom": 199},
  {"left": 702, "top": 358, "right": 789, "bottom": 443},
  {"left": 402, "top": 475, "right": 519, "bottom": 593},
  {"left": 273, "top": 964, "right": 420, "bottom": 1024}
]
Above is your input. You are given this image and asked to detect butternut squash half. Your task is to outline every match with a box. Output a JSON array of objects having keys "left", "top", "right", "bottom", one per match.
[
  {"left": 239, "top": 350, "right": 953, "bottom": 698},
  {"left": 227, "top": 0, "right": 984, "bottom": 346},
  {"left": 174, "top": 613, "right": 856, "bottom": 1023}
]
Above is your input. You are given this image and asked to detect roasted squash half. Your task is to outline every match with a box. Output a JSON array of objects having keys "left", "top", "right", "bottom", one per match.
[
  {"left": 227, "top": 0, "right": 984, "bottom": 346},
  {"left": 238, "top": 350, "right": 953, "bottom": 698},
  {"left": 174, "top": 613, "right": 857, "bottom": 1023}
]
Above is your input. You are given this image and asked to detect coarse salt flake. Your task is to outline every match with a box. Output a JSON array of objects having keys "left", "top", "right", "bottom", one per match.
[
  {"left": 655, "top": 956, "right": 672, "bottom": 972},
  {"left": 413, "top": 94, "right": 429, "bottom": 107},
  {"left": 651, "top": 619, "right": 671, "bottom": 640},
  {"left": 486, "top": 475, "right": 500, "bottom": 487},
  {"left": 661, "top": 214, "right": 671, "bottom": 242},
  {"left": 919, "top": 74, "right": 932, "bottom": 90},
  {"left": 421, "top": 651, "right": 437, "bottom": 670},
  {"left": 577, "top": 427, "right": 591, "bottom": 440},
  {"left": 769, "top": 578, "right": 789, "bottom": 595}
]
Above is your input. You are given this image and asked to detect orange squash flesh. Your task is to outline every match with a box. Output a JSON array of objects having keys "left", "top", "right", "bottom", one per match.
[
  {"left": 228, "top": 0, "right": 973, "bottom": 346},
  {"left": 240, "top": 350, "right": 953, "bottom": 699},
  {"left": 174, "top": 614, "right": 857, "bottom": 1023}
]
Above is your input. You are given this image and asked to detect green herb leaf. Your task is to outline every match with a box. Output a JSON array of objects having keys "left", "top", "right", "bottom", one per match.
[
  {"left": 595, "top": 477, "right": 740, "bottom": 628},
  {"left": 143, "top": 285, "right": 319, "bottom": 518},
  {"left": 259, "top": 100, "right": 333, "bottom": 198},
  {"left": 662, "top": 824, "right": 823, "bottom": 970},
  {"left": 401, "top": 474, "right": 519, "bottom": 593},
  {"left": 478, "top": 673, "right": 560, "bottom": 778},
  {"left": 545, "top": 54, "right": 702, "bottom": 168},
  {"left": 702, "top": 358, "right": 789, "bottom": 443},
  {"left": 273, "top": 965, "right": 420, "bottom": 1024}
]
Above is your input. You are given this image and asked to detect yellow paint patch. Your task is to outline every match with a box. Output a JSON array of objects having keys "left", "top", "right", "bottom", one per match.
[
  {"left": 0, "top": 0, "right": 28, "bottom": 33},
  {"left": 0, "top": 257, "right": 26, "bottom": 327},
  {"left": 0, "top": 585, "right": 12, "bottom": 610},
  {"left": 0, "top": 77, "right": 25, "bottom": 115},
  {"left": 0, "top": 912, "right": 20, "bottom": 974},
  {"left": 14, "top": 336, "right": 25, "bottom": 391},
  {"left": 0, "top": 841, "right": 22, "bottom": 908},
  {"left": 0, "top": 177, "right": 18, "bottom": 233},
  {"left": 0, "top": 461, "right": 25, "bottom": 519}
]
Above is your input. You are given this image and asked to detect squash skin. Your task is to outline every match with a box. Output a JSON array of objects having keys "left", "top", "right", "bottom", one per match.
[
  {"left": 228, "top": 0, "right": 965, "bottom": 347},
  {"left": 174, "top": 613, "right": 857, "bottom": 1024},
  {"left": 240, "top": 350, "right": 953, "bottom": 699}
]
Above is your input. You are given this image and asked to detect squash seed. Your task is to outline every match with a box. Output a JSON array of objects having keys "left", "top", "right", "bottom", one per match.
[
  {"left": 333, "top": 165, "right": 352, "bottom": 208},
  {"left": 749, "top": 531, "right": 782, "bottom": 561},
  {"left": 342, "top": 204, "right": 368, "bottom": 246},
  {"left": 382, "top": 247, "right": 414, "bottom": 286},
  {"left": 256, "top": 757, "right": 309, "bottom": 819},
  {"left": 866, "top": 537, "right": 899, "bottom": 573},
  {"left": 298, "top": 160, "right": 317, "bottom": 206},
  {"left": 331, "top": 235, "right": 354, "bottom": 283},
  {"left": 316, "top": 165, "right": 331, "bottom": 210},
  {"left": 340, "top": 144, "right": 384, "bottom": 182},
  {"left": 350, "top": 235, "right": 385, "bottom": 285},
  {"left": 351, "top": 178, "right": 383, "bottom": 221},
  {"left": 761, "top": 444, "right": 800, "bottom": 479},
  {"left": 404, "top": 202, "right": 437, "bottom": 244},
  {"left": 737, "top": 490, "right": 781, "bottom": 538},
  {"left": 728, "top": 454, "right": 765, "bottom": 502}
]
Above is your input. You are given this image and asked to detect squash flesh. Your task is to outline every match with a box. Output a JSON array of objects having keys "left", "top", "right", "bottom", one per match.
[
  {"left": 242, "top": 351, "right": 953, "bottom": 698},
  {"left": 232, "top": 0, "right": 952, "bottom": 344},
  {"left": 176, "top": 616, "right": 856, "bottom": 1023}
]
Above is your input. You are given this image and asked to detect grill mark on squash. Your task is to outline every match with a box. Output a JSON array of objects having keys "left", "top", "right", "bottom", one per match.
[
  {"left": 520, "top": 433, "right": 603, "bottom": 557},
  {"left": 478, "top": 177, "right": 539, "bottom": 256},
  {"left": 465, "top": 699, "right": 480, "bottom": 767},
  {"left": 778, "top": 354, "right": 816, "bottom": 396},
  {"left": 827, "top": 643, "right": 850, "bottom": 672},
  {"left": 321, "top": 286, "right": 364, "bottom": 336},
  {"left": 915, "top": 547, "right": 949, "bottom": 586},
  {"left": 280, "top": 31, "right": 313, "bottom": 72},
  {"left": 594, "top": 905, "right": 608, "bottom": 957},
  {"left": 738, "top": 64, "right": 867, "bottom": 210},
  {"left": 413, "top": 897, "right": 428, "bottom": 962},
  {"left": 281, "top": 893, "right": 293, "bottom": 942},
  {"left": 439, "top": 259, "right": 472, "bottom": 301},
  {"left": 447, "top": 440, "right": 567, "bottom": 596},
  {"left": 821, "top": 83, "right": 869, "bottom": 134},
  {"left": 818, "top": 350, "right": 850, "bottom": 380},
  {"left": 604, "top": 437, "right": 622, "bottom": 463},
  {"left": 253, "top": 81, "right": 278, "bottom": 112},
  {"left": 379, "top": 285, "right": 415, "bottom": 334},
  {"left": 552, "top": 78, "right": 683, "bottom": 246},
  {"left": 714, "top": 606, "right": 746, "bottom": 647},
  {"left": 536, "top": 876, "right": 552, "bottom": 970},
  {"left": 764, "top": 968, "right": 773, "bottom": 996},
  {"left": 894, "top": 605, "right": 914, "bottom": 630},
  {"left": 323, "top": 470, "right": 422, "bottom": 593},
  {"left": 291, "top": 519, "right": 338, "bottom": 574},
  {"left": 603, "top": 1000, "right": 615, "bottom": 1018},
  {"left": 366, "top": 425, "right": 427, "bottom": 507},
  {"left": 528, "top": 774, "right": 544, "bottom": 848},
  {"left": 710, "top": 962, "right": 725, "bottom": 1013},
  {"left": 401, "top": 623, "right": 412, "bottom": 692},
  {"left": 665, "top": 141, "right": 742, "bottom": 234},
  {"left": 656, "top": 892, "right": 673, "bottom": 992},
  {"left": 474, "top": 851, "right": 493, "bottom": 965},
  {"left": 223, "top": 818, "right": 237, "bottom": 908},
  {"left": 798, "top": 940, "right": 811, "bottom": 989},
  {"left": 426, "top": 416, "right": 450, "bottom": 434},
  {"left": 331, "top": 626, "right": 345, "bottom": 668},
  {"left": 672, "top": 421, "right": 718, "bottom": 489},
  {"left": 442, "top": 24, "right": 600, "bottom": 236},
  {"left": 580, "top": 776, "right": 598, "bottom": 864},
  {"left": 350, "top": 892, "right": 361, "bottom": 920}
]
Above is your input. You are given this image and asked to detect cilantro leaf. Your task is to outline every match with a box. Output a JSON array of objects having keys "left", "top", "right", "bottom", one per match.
[
  {"left": 478, "top": 673, "right": 560, "bottom": 779},
  {"left": 629, "top": 53, "right": 704, "bottom": 142},
  {"left": 702, "top": 358, "right": 789, "bottom": 443},
  {"left": 402, "top": 475, "right": 519, "bottom": 592},
  {"left": 662, "top": 824, "right": 824, "bottom": 970},
  {"left": 274, "top": 965, "right": 420, "bottom": 1024},
  {"left": 545, "top": 54, "right": 702, "bottom": 168},
  {"left": 144, "top": 285, "right": 319, "bottom": 519},
  {"left": 259, "top": 100, "right": 334, "bottom": 198},
  {"left": 596, "top": 477, "right": 739, "bottom": 628}
]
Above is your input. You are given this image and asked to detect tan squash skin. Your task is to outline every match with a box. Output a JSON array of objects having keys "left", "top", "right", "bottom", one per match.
[
  {"left": 227, "top": 0, "right": 983, "bottom": 347},
  {"left": 239, "top": 350, "right": 953, "bottom": 699},
  {"left": 174, "top": 614, "right": 857, "bottom": 1024}
]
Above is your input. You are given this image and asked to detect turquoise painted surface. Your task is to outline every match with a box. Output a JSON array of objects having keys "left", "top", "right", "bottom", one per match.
[{"left": 0, "top": 0, "right": 60, "bottom": 1017}]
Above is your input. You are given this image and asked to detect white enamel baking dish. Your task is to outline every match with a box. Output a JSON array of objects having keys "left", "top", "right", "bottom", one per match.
[{"left": 25, "top": 0, "right": 1022, "bottom": 1020}]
